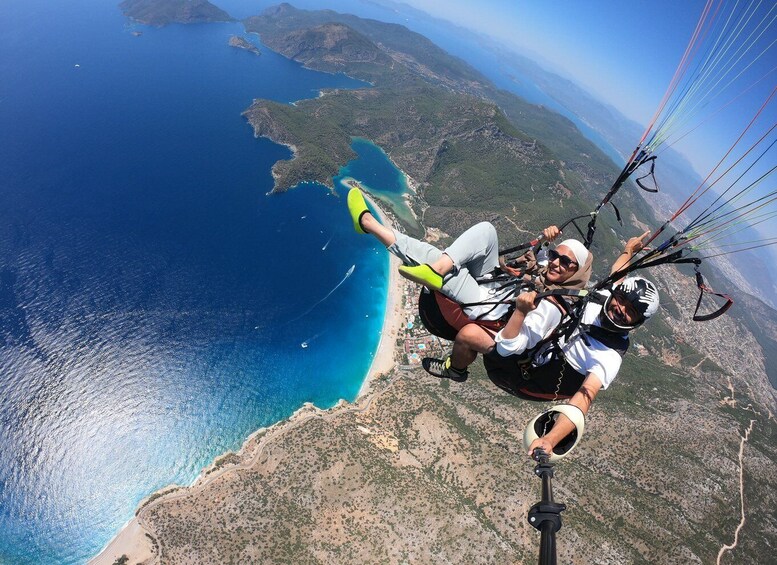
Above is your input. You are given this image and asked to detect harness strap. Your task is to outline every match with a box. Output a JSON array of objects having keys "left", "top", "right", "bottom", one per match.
[
  {"left": 692, "top": 268, "right": 734, "bottom": 321},
  {"left": 598, "top": 252, "right": 734, "bottom": 322},
  {"left": 516, "top": 289, "right": 617, "bottom": 370},
  {"left": 499, "top": 214, "right": 593, "bottom": 257},
  {"left": 578, "top": 324, "right": 629, "bottom": 357},
  {"left": 504, "top": 291, "right": 587, "bottom": 369},
  {"left": 635, "top": 155, "right": 660, "bottom": 193}
]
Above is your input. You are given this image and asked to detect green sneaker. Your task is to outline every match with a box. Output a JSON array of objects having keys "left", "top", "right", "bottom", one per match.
[
  {"left": 398, "top": 263, "right": 444, "bottom": 291},
  {"left": 347, "top": 187, "right": 370, "bottom": 234},
  {"left": 422, "top": 356, "right": 468, "bottom": 382}
]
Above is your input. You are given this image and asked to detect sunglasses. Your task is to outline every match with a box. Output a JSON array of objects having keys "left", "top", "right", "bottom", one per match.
[{"left": 548, "top": 248, "right": 578, "bottom": 269}]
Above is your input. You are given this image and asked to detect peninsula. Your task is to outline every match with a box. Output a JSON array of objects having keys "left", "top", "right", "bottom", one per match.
[
  {"left": 228, "top": 35, "right": 260, "bottom": 55},
  {"left": 242, "top": 3, "right": 622, "bottom": 249}
]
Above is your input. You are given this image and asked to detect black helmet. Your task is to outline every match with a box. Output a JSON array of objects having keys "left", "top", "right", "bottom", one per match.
[{"left": 600, "top": 276, "right": 660, "bottom": 331}]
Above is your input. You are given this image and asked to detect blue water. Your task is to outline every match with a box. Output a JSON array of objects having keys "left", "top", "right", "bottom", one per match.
[
  {"left": 0, "top": 1, "right": 399, "bottom": 563},
  {"left": 335, "top": 138, "right": 418, "bottom": 230}
]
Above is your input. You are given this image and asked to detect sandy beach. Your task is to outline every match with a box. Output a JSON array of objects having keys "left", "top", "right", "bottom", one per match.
[
  {"left": 89, "top": 518, "right": 154, "bottom": 565},
  {"left": 358, "top": 191, "right": 406, "bottom": 397}
]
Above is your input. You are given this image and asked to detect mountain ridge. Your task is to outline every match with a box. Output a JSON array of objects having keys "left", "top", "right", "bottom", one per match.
[{"left": 119, "top": 0, "right": 234, "bottom": 25}]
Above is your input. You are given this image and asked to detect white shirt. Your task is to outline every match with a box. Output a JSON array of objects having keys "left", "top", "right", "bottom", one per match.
[
  {"left": 493, "top": 300, "right": 563, "bottom": 356},
  {"left": 535, "top": 293, "right": 623, "bottom": 389}
]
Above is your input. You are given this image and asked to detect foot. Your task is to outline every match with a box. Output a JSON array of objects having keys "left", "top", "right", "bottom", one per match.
[
  {"left": 398, "top": 264, "right": 444, "bottom": 291},
  {"left": 422, "top": 356, "right": 469, "bottom": 382},
  {"left": 347, "top": 187, "right": 370, "bottom": 234}
]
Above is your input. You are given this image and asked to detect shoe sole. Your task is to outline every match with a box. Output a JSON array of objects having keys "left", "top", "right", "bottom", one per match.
[
  {"left": 347, "top": 188, "right": 369, "bottom": 234},
  {"left": 398, "top": 265, "right": 443, "bottom": 291}
]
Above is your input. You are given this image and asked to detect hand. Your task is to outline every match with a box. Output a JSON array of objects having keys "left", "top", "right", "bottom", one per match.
[
  {"left": 515, "top": 291, "right": 538, "bottom": 314},
  {"left": 528, "top": 437, "right": 554, "bottom": 458},
  {"left": 625, "top": 230, "right": 650, "bottom": 254},
  {"left": 542, "top": 225, "right": 561, "bottom": 242},
  {"left": 499, "top": 256, "right": 523, "bottom": 277}
]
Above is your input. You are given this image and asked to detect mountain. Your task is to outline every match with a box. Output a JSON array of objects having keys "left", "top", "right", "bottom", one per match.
[
  {"left": 119, "top": 0, "right": 234, "bottom": 25},
  {"left": 243, "top": 3, "right": 639, "bottom": 257},
  {"left": 247, "top": 3, "right": 492, "bottom": 92},
  {"left": 359, "top": 1, "right": 777, "bottom": 308},
  {"left": 728, "top": 290, "right": 777, "bottom": 388},
  {"left": 267, "top": 22, "right": 392, "bottom": 71}
]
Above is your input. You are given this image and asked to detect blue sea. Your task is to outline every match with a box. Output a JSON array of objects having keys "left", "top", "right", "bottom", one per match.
[{"left": 0, "top": 1, "right": 408, "bottom": 563}]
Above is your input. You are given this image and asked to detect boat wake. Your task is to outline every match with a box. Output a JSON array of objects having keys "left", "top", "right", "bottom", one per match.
[
  {"left": 287, "top": 264, "right": 356, "bottom": 324},
  {"left": 300, "top": 332, "right": 322, "bottom": 349}
]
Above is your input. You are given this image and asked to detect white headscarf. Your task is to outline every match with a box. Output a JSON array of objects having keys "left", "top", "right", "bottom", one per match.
[{"left": 557, "top": 239, "right": 589, "bottom": 267}]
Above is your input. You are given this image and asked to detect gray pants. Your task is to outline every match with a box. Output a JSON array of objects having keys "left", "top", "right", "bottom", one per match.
[{"left": 388, "top": 222, "right": 507, "bottom": 319}]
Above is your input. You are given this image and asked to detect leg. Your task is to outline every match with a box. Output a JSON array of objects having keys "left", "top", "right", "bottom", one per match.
[
  {"left": 444, "top": 222, "right": 500, "bottom": 277},
  {"left": 347, "top": 188, "right": 488, "bottom": 305},
  {"left": 360, "top": 211, "right": 397, "bottom": 247},
  {"left": 423, "top": 323, "right": 495, "bottom": 381},
  {"left": 416, "top": 221, "right": 499, "bottom": 277},
  {"left": 451, "top": 323, "right": 496, "bottom": 369},
  {"left": 401, "top": 221, "right": 499, "bottom": 294},
  {"left": 347, "top": 187, "right": 398, "bottom": 246},
  {"left": 426, "top": 253, "right": 454, "bottom": 278},
  {"left": 348, "top": 188, "right": 448, "bottom": 267},
  {"left": 391, "top": 229, "right": 489, "bottom": 309}
]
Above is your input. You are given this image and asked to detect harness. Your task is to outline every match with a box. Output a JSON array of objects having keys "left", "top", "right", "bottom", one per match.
[
  {"left": 418, "top": 274, "right": 541, "bottom": 341},
  {"left": 483, "top": 290, "right": 629, "bottom": 401}
]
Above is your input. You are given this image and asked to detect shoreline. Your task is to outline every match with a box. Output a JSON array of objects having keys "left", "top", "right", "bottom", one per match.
[
  {"left": 358, "top": 191, "right": 404, "bottom": 398},
  {"left": 90, "top": 187, "right": 408, "bottom": 565}
]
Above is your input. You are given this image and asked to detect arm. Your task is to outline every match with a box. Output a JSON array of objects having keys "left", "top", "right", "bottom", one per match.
[
  {"left": 495, "top": 296, "right": 561, "bottom": 358},
  {"left": 610, "top": 230, "right": 650, "bottom": 280},
  {"left": 499, "top": 291, "right": 538, "bottom": 339},
  {"left": 527, "top": 373, "right": 602, "bottom": 456},
  {"left": 499, "top": 225, "right": 562, "bottom": 276}
]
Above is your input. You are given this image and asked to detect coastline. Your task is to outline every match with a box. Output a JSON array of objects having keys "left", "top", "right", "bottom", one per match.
[
  {"left": 358, "top": 192, "right": 405, "bottom": 398},
  {"left": 90, "top": 188, "right": 407, "bottom": 565},
  {"left": 89, "top": 518, "right": 154, "bottom": 565}
]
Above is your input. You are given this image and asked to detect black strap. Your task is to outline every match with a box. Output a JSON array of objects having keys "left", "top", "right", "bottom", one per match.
[
  {"left": 458, "top": 286, "right": 588, "bottom": 322},
  {"left": 535, "top": 289, "right": 589, "bottom": 304},
  {"left": 458, "top": 279, "right": 532, "bottom": 308},
  {"left": 502, "top": 291, "right": 592, "bottom": 367},
  {"left": 579, "top": 324, "right": 629, "bottom": 357},
  {"left": 595, "top": 249, "right": 735, "bottom": 323},
  {"left": 585, "top": 150, "right": 656, "bottom": 247},
  {"left": 692, "top": 268, "right": 734, "bottom": 321},
  {"left": 474, "top": 270, "right": 528, "bottom": 285},
  {"left": 610, "top": 202, "right": 623, "bottom": 226},
  {"left": 635, "top": 156, "right": 659, "bottom": 193}
]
